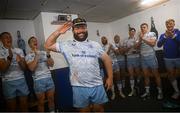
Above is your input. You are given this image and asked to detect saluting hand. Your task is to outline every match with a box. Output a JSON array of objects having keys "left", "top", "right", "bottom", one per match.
[{"left": 57, "top": 21, "right": 73, "bottom": 34}]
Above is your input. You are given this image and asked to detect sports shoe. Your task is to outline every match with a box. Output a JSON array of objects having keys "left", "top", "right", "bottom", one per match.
[
  {"left": 128, "top": 89, "right": 136, "bottom": 97},
  {"left": 141, "top": 92, "right": 150, "bottom": 100},
  {"left": 111, "top": 92, "right": 115, "bottom": 100},
  {"left": 119, "top": 91, "right": 126, "bottom": 98},
  {"left": 171, "top": 92, "right": 180, "bottom": 99},
  {"left": 157, "top": 93, "right": 163, "bottom": 100}
]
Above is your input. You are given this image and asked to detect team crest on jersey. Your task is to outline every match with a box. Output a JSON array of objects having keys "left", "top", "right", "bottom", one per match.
[{"left": 72, "top": 43, "right": 76, "bottom": 46}]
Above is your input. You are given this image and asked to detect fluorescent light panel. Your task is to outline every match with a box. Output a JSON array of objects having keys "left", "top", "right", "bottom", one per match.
[{"left": 141, "top": 0, "right": 159, "bottom": 5}]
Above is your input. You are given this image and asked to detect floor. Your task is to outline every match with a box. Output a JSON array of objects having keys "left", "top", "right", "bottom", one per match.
[
  {"left": 54, "top": 76, "right": 180, "bottom": 112},
  {"left": 104, "top": 76, "right": 180, "bottom": 112},
  {"left": 1, "top": 76, "right": 180, "bottom": 112}
]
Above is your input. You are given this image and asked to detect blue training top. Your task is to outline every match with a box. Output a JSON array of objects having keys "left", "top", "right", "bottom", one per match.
[{"left": 157, "top": 29, "right": 180, "bottom": 59}]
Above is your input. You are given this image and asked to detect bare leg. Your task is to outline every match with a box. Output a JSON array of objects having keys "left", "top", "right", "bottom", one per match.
[
  {"left": 141, "top": 68, "right": 150, "bottom": 98},
  {"left": 92, "top": 104, "right": 104, "bottom": 112},
  {"left": 78, "top": 105, "right": 91, "bottom": 112},
  {"left": 152, "top": 68, "right": 163, "bottom": 99},
  {"left": 6, "top": 98, "right": 16, "bottom": 112},
  {"left": 36, "top": 92, "right": 45, "bottom": 112},
  {"left": 19, "top": 96, "right": 28, "bottom": 111},
  {"left": 46, "top": 89, "right": 55, "bottom": 111},
  {"left": 128, "top": 67, "right": 135, "bottom": 96}
]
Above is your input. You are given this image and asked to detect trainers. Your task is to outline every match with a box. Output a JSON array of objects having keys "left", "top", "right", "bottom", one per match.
[
  {"left": 128, "top": 89, "right": 136, "bottom": 97},
  {"left": 157, "top": 93, "right": 163, "bottom": 100},
  {"left": 111, "top": 92, "right": 115, "bottom": 100},
  {"left": 171, "top": 92, "right": 180, "bottom": 99},
  {"left": 119, "top": 91, "right": 126, "bottom": 98},
  {"left": 141, "top": 92, "right": 150, "bottom": 100}
]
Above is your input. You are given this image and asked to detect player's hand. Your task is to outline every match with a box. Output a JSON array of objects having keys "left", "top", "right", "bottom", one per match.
[
  {"left": 165, "top": 30, "right": 174, "bottom": 38},
  {"left": 105, "top": 77, "right": 113, "bottom": 91},
  {"left": 57, "top": 21, "right": 73, "bottom": 34},
  {"left": 16, "top": 54, "right": 22, "bottom": 62},
  {"left": 8, "top": 48, "right": 13, "bottom": 58},
  {"left": 139, "top": 32, "right": 144, "bottom": 40}
]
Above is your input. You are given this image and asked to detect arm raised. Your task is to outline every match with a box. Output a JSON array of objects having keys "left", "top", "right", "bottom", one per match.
[{"left": 44, "top": 22, "right": 72, "bottom": 52}]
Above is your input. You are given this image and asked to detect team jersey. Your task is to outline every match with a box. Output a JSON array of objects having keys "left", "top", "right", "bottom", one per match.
[
  {"left": 25, "top": 51, "right": 51, "bottom": 80},
  {"left": 157, "top": 29, "right": 180, "bottom": 59},
  {"left": 113, "top": 42, "right": 125, "bottom": 61},
  {"left": 140, "top": 32, "right": 156, "bottom": 56},
  {"left": 0, "top": 41, "right": 9, "bottom": 60},
  {"left": 124, "top": 38, "right": 140, "bottom": 58},
  {"left": 2, "top": 48, "right": 25, "bottom": 81},
  {"left": 56, "top": 40, "right": 104, "bottom": 87},
  {"left": 102, "top": 43, "right": 118, "bottom": 62}
]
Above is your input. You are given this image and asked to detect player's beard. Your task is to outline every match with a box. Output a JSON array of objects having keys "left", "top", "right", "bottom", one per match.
[{"left": 73, "top": 31, "right": 88, "bottom": 42}]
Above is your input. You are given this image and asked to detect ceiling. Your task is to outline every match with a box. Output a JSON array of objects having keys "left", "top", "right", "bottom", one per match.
[{"left": 0, "top": 0, "right": 169, "bottom": 23}]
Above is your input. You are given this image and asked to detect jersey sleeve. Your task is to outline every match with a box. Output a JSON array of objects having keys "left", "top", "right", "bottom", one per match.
[
  {"left": 94, "top": 42, "right": 105, "bottom": 58},
  {"left": 55, "top": 41, "right": 64, "bottom": 53}
]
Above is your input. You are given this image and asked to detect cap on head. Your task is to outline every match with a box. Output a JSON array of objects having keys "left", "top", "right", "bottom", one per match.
[{"left": 72, "top": 18, "right": 87, "bottom": 26}]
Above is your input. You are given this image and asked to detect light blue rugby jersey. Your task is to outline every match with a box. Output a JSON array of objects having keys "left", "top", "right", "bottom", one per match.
[
  {"left": 113, "top": 42, "right": 125, "bottom": 61},
  {"left": 140, "top": 32, "right": 156, "bottom": 56},
  {"left": 56, "top": 40, "right": 104, "bottom": 87},
  {"left": 26, "top": 51, "right": 51, "bottom": 80}
]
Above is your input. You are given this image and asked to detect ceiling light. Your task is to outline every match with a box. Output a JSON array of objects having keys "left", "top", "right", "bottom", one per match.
[{"left": 141, "top": 0, "right": 159, "bottom": 5}]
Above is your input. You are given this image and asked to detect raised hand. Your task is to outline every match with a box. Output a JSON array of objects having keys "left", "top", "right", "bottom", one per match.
[
  {"left": 16, "top": 54, "right": 22, "bottom": 62},
  {"left": 34, "top": 49, "right": 40, "bottom": 60},
  {"left": 8, "top": 48, "right": 13, "bottom": 58},
  {"left": 57, "top": 21, "right": 73, "bottom": 34},
  {"left": 165, "top": 30, "right": 174, "bottom": 38},
  {"left": 139, "top": 32, "right": 144, "bottom": 41},
  {"left": 109, "top": 43, "right": 113, "bottom": 49}
]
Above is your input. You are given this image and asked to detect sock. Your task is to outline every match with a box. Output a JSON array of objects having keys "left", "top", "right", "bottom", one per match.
[
  {"left": 111, "top": 84, "right": 115, "bottom": 93},
  {"left": 117, "top": 81, "right": 122, "bottom": 92},
  {"left": 137, "top": 76, "right": 141, "bottom": 83},
  {"left": 130, "top": 79, "right": 135, "bottom": 90},
  {"left": 157, "top": 87, "right": 162, "bottom": 94},
  {"left": 122, "top": 79, "right": 125, "bottom": 88},
  {"left": 171, "top": 79, "right": 180, "bottom": 93},
  {"left": 145, "top": 86, "right": 150, "bottom": 93}
]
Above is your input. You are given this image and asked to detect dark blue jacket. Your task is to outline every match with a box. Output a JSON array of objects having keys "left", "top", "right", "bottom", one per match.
[{"left": 157, "top": 29, "right": 180, "bottom": 59}]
